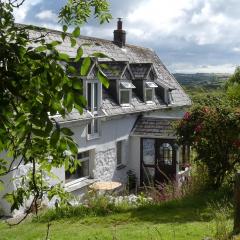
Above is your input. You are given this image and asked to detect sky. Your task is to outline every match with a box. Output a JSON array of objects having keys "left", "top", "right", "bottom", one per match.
[{"left": 13, "top": 0, "right": 240, "bottom": 74}]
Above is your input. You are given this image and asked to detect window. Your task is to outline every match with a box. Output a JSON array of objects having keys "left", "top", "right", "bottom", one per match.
[
  {"left": 116, "top": 141, "right": 123, "bottom": 166},
  {"left": 87, "top": 118, "right": 100, "bottom": 139},
  {"left": 159, "top": 143, "right": 173, "bottom": 165},
  {"left": 119, "top": 81, "right": 135, "bottom": 106},
  {"left": 120, "top": 90, "right": 130, "bottom": 105},
  {"left": 145, "top": 82, "right": 157, "bottom": 103},
  {"left": 87, "top": 82, "right": 98, "bottom": 113},
  {"left": 65, "top": 151, "right": 90, "bottom": 183},
  {"left": 145, "top": 88, "right": 153, "bottom": 102}
]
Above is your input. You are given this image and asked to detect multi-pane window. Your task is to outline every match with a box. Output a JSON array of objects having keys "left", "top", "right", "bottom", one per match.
[
  {"left": 159, "top": 143, "right": 173, "bottom": 165},
  {"left": 120, "top": 90, "right": 130, "bottom": 105},
  {"left": 145, "top": 88, "right": 153, "bottom": 102},
  {"left": 65, "top": 151, "right": 90, "bottom": 183},
  {"left": 145, "top": 81, "right": 158, "bottom": 103},
  {"left": 87, "top": 82, "right": 98, "bottom": 113},
  {"left": 119, "top": 81, "right": 135, "bottom": 105}
]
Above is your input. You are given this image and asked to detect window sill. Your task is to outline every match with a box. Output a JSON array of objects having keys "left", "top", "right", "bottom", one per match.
[
  {"left": 65, "top": 178, "right": 97, "bottom": 193},
  {"left": 87, "top": 133, "right": 100, "bottom": 141},
  {"left": 116, "top": 164, "right": 126, "bottom": 170},
  {"left": 120, "top": 104, "right": 131, "bottom": 108},
  {"left": 146, "top": 101, "right": 154, "bottom": 105}
]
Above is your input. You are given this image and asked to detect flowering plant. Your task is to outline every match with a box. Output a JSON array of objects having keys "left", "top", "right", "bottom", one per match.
[{"left": 176, "top": 102, "right": 240, "bottom": 188}]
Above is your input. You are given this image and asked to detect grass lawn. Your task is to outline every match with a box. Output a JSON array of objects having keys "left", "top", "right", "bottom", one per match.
[{"left": 0, "top": 189, "right": 234, "bottom": 240}]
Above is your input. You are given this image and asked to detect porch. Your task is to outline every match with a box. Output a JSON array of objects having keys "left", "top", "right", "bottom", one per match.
[{"left": 131, "top": 117, "right": 191, "bottom": 186}]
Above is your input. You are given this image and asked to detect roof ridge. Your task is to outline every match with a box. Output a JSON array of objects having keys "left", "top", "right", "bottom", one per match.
[{"left": 15, "top": 23, "right": 154, "bottom": 52}]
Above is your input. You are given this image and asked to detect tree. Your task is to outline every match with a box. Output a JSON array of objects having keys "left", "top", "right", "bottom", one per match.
[
  {"left": 0, "top": 0, "right": 111, "bottom": 220},
  {"left": 176, "top": 96, "right": 240, "bottom": 188},
  {"left": 226, "top": 66, "right": 240, "bottom": 103}
]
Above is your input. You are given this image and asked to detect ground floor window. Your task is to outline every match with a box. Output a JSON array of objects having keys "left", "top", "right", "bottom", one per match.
[{"left": 65, "top": 151, "right": 90, "bottom": 183}]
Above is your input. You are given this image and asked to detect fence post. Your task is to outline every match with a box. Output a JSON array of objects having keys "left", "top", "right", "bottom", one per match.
[{"left": 233, "top": 172, "right": 240, "bottom": 234}]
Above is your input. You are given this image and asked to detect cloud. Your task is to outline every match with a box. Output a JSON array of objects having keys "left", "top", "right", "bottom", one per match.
[
  {"left": 13, "top": 0, "right": 43, "bottom": 22},
  {"left": 36, "top": 10, "right": 57, "bottom": 22},
  {"left": 126, "top": 0, "right": 240, "bottom": 46},
  {"left": 170, "top": 63, "right": 236, "bottom": 74},
  {"left": 12, "top": 0, "right": 240, "bottom": 73}
]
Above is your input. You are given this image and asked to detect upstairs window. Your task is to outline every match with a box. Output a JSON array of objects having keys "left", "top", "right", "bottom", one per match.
[
  {"left": 120, "top": 90, "right": 131, "bottom": 105},
  {"left": 87, "top": 82, "right": 98, "bottom": 113},
  {"left": 119, "top": 81, "right": 135, "bottom": 106},
  {"left": 145, "top": 88, "right": 154, "bottom": 102},
  {"left": 65, "top": 151, "right": 90, "bottom": 183},
  {"left": 145, "top": 81, "right": 158, "bottom": 103}
]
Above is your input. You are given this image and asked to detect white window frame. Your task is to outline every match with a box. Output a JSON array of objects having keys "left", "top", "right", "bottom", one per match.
[
  {"left": 116, "top": 140, "right": 126, "bottom": 168},
  {"left": 65, "top": 151, "right": 90, "bottom": 186},
  {"left": 87, "top": 118, "right": 100, "bottom": 140},
  {"left": 86, "top": 81, "right": 99, "bottom": 114},
  {"left": 119, "top": 89, "right": 131, "bottom": 106},
  {"left": 145, "top": 88, "right": 154, "bottom": 103}
]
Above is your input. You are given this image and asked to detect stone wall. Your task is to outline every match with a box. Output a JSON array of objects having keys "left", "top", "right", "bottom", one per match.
[{"left": 94, "top": 147, "right": 128, "bottom": 184}]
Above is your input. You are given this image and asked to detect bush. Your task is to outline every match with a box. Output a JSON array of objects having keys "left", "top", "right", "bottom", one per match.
[{"left": 176, "top": 100, "right": 240, "bottom": 188}]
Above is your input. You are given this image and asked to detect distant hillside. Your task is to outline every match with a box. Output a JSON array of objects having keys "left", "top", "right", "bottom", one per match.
[{"left": 174, "top": 73, "right": 231, "bottom": 90}]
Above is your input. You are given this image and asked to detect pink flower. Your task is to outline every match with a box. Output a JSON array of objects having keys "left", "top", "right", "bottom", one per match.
[
  {"left": 233, "top": 139, "right": 240, "bottom": 148},
  {"left": 194, "top": 124, "right": 203, "bottom": 133},
  {"left": 183, "top": 112, "right": 191, "bottom": 120}
]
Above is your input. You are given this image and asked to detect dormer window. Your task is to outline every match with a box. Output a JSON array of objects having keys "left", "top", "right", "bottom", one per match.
[
  {"left": 119, "top": 81, "right": 135, "bottom": 106},
  {"left": 145, "top": 81, "right": 158, "bottom": 103}
]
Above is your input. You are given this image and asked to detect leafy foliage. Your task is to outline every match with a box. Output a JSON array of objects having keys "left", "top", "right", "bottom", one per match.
[
  {"left": 226, "top": 66, "right": 240, "bottom": 103},
  {"left": 0, "top": 0, "right": 111, "bottom": 217},
  {"left": 176, "top": 96, "right": 240, "bottom": 188}
]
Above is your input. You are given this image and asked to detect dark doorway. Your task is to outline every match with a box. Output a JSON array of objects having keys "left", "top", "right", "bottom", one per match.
[{"left": 141, "top": 138, "right": 177, "bottom": 186}]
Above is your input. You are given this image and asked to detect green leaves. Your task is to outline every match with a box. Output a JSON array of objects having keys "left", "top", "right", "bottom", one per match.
[
  {"left": 72, "top": 27, "right": 80, "bottom": 38},
  {"left": 63, "top": 25, "right": 68, "bottom": 32},
  {"left": 61, "top": 128, "right": 74, "bottom": 136},
  {"left": 80, "top": 57, "right": 91, "bottom": 76},
  {"left": 97, "top": 69, "right": 109, "bottom": 88},
  {"left": 58, "top": 53, "right": 70, "bottom": 62},
  {"left": 50, "top": 128, "right": 60, "bottom": 146},
  {"left": 0, "top": 0, "right": 111, "bottom": 215},
  {"left": 75, "top": 47, "right": 83, "bottom": 62},
  {"left": 72, "top": 79, "right": 82, "bottom": 90}
]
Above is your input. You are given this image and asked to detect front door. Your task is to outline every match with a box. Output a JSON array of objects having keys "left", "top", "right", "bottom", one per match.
[
  {"left": 155, "top": 140, "right": 176, "bottom": 184},
  {"left": 141, "top": 138, "right": 176, "bottom": 186}
]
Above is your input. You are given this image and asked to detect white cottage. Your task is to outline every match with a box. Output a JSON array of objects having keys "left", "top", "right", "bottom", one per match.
[{"left": 0, "top": 20, "right": 191, "bottom": 216}]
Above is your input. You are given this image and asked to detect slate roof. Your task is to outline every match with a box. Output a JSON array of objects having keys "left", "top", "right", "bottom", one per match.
[
  {"left": 131, "top": 117, "right": 177, "bottom": 138},
  {"left": 23, "top": 25, "right": 191, "bottom": 123}
]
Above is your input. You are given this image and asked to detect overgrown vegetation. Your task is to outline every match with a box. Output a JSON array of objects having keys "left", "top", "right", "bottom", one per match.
[
  {"left": 0, "top": 187, "right": 235, "bottom": 240},
  {"left": 175, "top": 68, "right": 240, "bottom": 189}
]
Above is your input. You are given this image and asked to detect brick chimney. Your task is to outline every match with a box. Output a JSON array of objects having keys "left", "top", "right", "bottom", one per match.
[{"left": 113, "top": 18, "right": 126, "bottom": 48}]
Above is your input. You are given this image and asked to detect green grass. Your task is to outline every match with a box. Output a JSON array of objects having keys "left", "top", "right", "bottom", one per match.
[{"left": 0, "top": 189, "right": 234, "bottom": 240}]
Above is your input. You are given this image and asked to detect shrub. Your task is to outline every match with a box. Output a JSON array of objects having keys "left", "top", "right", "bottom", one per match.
[{"left": 176, "top": 100, "right": 240, "bottom": 188}]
